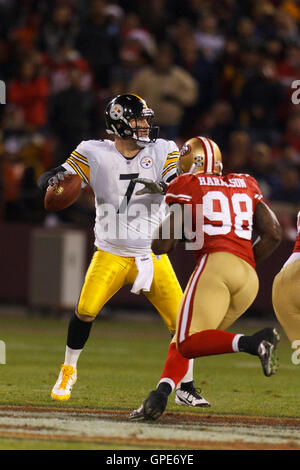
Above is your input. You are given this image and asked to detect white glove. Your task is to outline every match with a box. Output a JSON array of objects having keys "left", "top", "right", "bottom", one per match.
[
  {"left": 133, "top": 178, "right": 167, "bottom": 195},
  {"left": 48, "top": 171, "right": 72, "bottom": 186}
]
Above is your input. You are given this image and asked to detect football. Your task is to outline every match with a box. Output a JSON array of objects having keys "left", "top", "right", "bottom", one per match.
[{"left": 44, "top": 174, "right": 82, "bottom": 212}]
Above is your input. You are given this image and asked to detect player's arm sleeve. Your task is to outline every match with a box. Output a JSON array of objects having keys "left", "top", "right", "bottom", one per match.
[
  {"left": 63, "top": 143, "right": 90, "bottom": 185},
  {"left": 247, "top": 175, "right": 264, "bottom": 207},
  {"left": 165, "top": 175, "right": 194, "bottom": 205},
  {"left": 161, "top": 142, "right": 180, "bottom": 185}
]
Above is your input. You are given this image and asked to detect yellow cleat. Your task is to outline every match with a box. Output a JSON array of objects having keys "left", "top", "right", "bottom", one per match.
[{"left": 51, "top": 364, "right": 77, "bottom": 401}]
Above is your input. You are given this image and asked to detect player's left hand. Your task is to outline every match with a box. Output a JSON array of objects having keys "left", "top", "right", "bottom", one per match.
[
  {"left": 48, "top": 170, "right": 73, "bottom": 187},
  {"left": 133, "top": 178, "right": 167, "bottom": 195}
]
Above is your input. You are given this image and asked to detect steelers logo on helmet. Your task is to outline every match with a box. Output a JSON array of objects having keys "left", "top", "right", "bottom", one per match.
[
  {"left": 105, "top": 94, "right": 159, "bottom": 144},
  {"left": 140, "top": 156, "right": 153, "bottom": 169},
  {"left": 110, "top": 104, "right": 124, "bottom": 120}
]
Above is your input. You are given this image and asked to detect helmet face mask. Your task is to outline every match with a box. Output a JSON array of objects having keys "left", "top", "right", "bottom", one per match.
[
  {"left": 177, "top": 137, "right": 223, "bottom": 176},
  {"left": 105, "top": 94, "right": 159, "bottom": 147}
]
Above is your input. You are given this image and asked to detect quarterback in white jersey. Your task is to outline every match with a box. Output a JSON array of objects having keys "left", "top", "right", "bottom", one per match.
[
  {"left": 38, "top": 93, "right": 209, "bottom": 410},
  {"left": 63, "top": 137, "right": 179, "bottom": 257}
]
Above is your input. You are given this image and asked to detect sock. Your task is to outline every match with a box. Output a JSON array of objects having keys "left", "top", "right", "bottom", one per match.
[
  {"left": 178, "top": 329, "right": 238, "bottom": 358},
  {"left": 157, "top": 342, "right": 190, "bottom": 392},
  {"left": 180, "top": 380, "right": 195, "bottom": 392},
  {"left": 237, "top": 328, "right": 275, "bottom": 356},
  {"left": 67, "top": 313, "right": 92, "bottom": 350},
  {"left": 64, "top": 345, "right": 82, "bottom": 369},
  {"left": 180, "top": 358, "right": 194, "bottom": 384},
  {"left": 237, "top": 335, "right": 253, "bottom": 354}
]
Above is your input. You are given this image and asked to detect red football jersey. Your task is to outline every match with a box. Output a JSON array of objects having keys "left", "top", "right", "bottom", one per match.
[
  {"left": 293, "top": 211, "right": 300, "bottom": 253},
  {"left": 165, "top": 172, "right": 264, "bottom": 268}
]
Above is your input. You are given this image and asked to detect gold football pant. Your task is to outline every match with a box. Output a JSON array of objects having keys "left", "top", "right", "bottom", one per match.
[
  {"left": 77, "top": 249, "right": 182, "bottom": 332},
  {"left": 172, "top": 252, "right": 259, "bottom": 346},
  {"left": 272, "top": 259, "right": 300, "bottom": 343}
]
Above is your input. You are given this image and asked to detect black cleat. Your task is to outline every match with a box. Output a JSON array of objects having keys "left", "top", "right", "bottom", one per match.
[
  {"left": 129, "top": 390, "right": 168, "bottom": 421},
  {"left": 257, "top": 328, "right": 280, "bottom": 377}
]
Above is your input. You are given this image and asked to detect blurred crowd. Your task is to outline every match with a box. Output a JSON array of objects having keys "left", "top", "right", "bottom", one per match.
[{"left": 1, "top": 0, "right": 300, "bottom": 238}]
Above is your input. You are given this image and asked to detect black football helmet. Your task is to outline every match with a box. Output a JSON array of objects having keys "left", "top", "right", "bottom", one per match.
[{"left": 105, "top": 93, "right": 159, "bottom": 146}]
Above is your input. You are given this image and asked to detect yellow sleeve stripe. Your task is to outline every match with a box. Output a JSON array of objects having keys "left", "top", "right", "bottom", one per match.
[
  {"left": 68, "top": 155, "right": 90, "bottom": 183},
  {"left": 66, "top": 158, "right": 90, "bottom": 184},
  {"left": 162, "top": 163, "right": 177, "bottom": 178},
  {"left": 166, "top": 154, "right": 179, "bottom": 161},
  {"left": 163, "top": 156, "right": 178, "bottom": 169},
  {"left": 70, "top": 153, "right": 89, "bottom": 167},
  {"left": 73, "top": 150, "right": 88, "bottom": 162},
  {"left": 167, "top": 151, "right": 179, "bottom": 157}
]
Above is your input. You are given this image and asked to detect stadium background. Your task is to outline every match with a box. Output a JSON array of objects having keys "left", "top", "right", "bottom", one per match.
[{"left": 0, "top": 0, "right": 299, "bottom": 317}]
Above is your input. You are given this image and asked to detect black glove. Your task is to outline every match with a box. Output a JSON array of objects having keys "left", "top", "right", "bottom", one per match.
[
  {"left": 48, "top": 170, "right": 72, "bottom": 186},
  {"left": 37, "top": 166, "right": 69, "bottom": 192}
]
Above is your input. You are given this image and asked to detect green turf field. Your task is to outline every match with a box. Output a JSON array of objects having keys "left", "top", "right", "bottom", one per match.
[
  {"left": 0, "top": 309, "right": 299, "bottom": 450},
  {"left": 0, "top": 310, "right": 297, "bottom": 414}
]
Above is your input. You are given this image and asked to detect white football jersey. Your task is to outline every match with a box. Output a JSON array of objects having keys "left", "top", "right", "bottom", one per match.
[{"left": 62, "top": 138, "right": 179, "bottom": 256}]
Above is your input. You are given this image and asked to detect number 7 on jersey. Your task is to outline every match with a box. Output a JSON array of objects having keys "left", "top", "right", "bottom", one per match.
[{"left": 117, "top": 173, "right": 139, "bottom": 214}]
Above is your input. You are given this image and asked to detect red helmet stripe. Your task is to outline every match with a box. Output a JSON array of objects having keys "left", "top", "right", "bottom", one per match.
[
  {"left": 196, "top": 136, "right": 214, "bottom": 173},
  {"left": 205, "top": 137, "right": 215, "bottom": 173},
  {"left": 196, "top": 136, "right": 208, "bottom": 172}
]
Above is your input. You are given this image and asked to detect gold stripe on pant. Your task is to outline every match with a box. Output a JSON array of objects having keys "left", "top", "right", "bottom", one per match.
[{"left": 173, "top": 252, "right": 259, "bottom": 345}]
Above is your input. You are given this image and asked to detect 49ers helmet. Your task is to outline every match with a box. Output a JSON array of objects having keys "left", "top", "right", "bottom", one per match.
[
  {"left": 177, "top": 136, "right": 223, "bottom": 176},
  {"left": 105, "top": 93, "right": 159, "bottom": 146}
]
